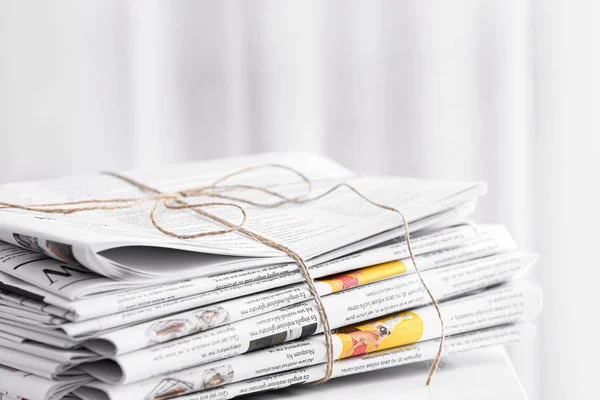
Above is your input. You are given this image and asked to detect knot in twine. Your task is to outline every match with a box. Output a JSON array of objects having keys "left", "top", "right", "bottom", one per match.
[{"left": 0, "top": 164, "right": 445, "bottom": 385}]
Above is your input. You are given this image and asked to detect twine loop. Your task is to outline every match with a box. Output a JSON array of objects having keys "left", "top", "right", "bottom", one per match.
[{"left": 0, "top": 164, "right": 444, "bottom": 385}]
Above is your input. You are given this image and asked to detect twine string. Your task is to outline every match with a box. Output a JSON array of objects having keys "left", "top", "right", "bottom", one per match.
[{"left": 0, "top": 164, "right": 444, "bottom": 384}]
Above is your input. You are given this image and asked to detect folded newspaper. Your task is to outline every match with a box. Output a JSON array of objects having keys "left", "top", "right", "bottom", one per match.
[{"left": 0, "top": 152, "right": 542, "bottom": 400}]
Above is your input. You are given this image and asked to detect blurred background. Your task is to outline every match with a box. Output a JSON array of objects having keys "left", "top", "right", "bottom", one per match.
[{"left": 0, "top": 1, "right": 598, "bottom": 398}]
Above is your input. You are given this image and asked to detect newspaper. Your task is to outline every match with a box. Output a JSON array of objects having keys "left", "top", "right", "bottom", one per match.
[
  {"left": 0, "top": 323, "right": 534, "bottom": 400},
  {"left": 79, "top": 250, "right": 536, "bottom": 384},
  {"left": 0, "top": 201, "right": 468, "bottom": 306},
  {"left": 79, "top": 281, "right": 541, "bottom": 400},
  {"left": 0, "top": 224, "right": 510, "bottom": 341},
  {"left": 0, "top": 364, "right": 91, "bottom": 400},
  {"left": 0, "top": 222, "right": 478, "bottom": 322},
  {"left": 0, "top": 320, "right": 80, "bottom": 349},
  {"left": 0, "top": 223, "right": 514, "bottom": 345},
  {"left": 0, "top": 302, "right": 67, "bottom": 325},
  {"left": 167, "top": 323, "right": 536, "bottom": 400},
  {"left": 0, "top": 292, "right": 71, "bottom": 321},
  {"left": 83, "top": 225, "right": 517, "bottom": 356},
  {"left": 0, "top": 344, "right": 89, "bottom": 380},
  {"left": 0, "top": 248, "right": 535, "bottom": 382},
  {"left": 0, "top": 228, "right": 522, "bottom": 378},
  {"left": 0, "top": 153, "right": 486, "bottom": 281},
  {"left": 0, "top": 298, "right": 60, "bottom": 317},
  {"left": 0, "top": 335, "right": 98, "bottom": 364}
]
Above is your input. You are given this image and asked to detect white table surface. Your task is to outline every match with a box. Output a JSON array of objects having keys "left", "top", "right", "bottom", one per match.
[{"left": 245, "top": 347, "right": 528, "bottom": 399}]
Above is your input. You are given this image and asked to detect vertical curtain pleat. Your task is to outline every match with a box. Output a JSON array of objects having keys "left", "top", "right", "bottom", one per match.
[{"left": 0, "top": 1, "right": 131, "bottom": 180}]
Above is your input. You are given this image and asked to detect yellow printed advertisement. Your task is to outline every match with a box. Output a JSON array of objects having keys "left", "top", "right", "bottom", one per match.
[
  {"left": 334, "top": 311, "right": 424, "bottom": 359},
  {"left": 318, "top": 260, "right": 407, "bottom": 293}
]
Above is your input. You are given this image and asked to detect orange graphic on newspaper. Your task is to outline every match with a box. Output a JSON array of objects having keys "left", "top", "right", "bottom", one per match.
[
  {"left": 145, "top": 319, "right": 194, "bottom": 345},
  {"left": 145, "top": 306, "right": 230, "bottom": 345},
  {"left": 335, "top": 311, "right": 424, "bottom": 359},
  {"left": 319, "top": 260, "right": 407, "bottom": 293}
]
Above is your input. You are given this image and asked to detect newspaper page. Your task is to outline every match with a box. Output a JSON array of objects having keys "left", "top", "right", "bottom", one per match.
[
  {"left": 0, "top": 336, "right": 98, "bottom": 364},
  {"left": 0, "top": 153, "right": 486, "bottom": 280},
  {"left": 0, "top": 292, "right": 71, "bottom": 320},
  {"left": 79, "top": 251, "right": 536, "bottom": 384},
  {"left": 0, "top": 242, "right": 137, "bottom": 300},
  {"left": 0, "top": 303, "right": 66, "bottom": 325},
  {"left": 0, "top": 321, "right": 80, "bottom": 349},
  {"left": 0, "top": 364, "right": 91, "bottom": 400},
  {"left": 7, "top": 224, "right": 505, "bottom": 340},
  {"left": 304, "top": 199, "right": 475, "bottom": 266},
  {"left": 0, "top": 152, "right": 353, "bottom": 254},
  {"left": 0, "top": 317, "right": 79, "bottom": 344},
  {"left": 0, "top": 223, "right": 479, "bottom": 321},
  {"left": 0, "top": 344, "right": 88, "bottom": 380},
  {"left": 80, "top": 281, "right": 540, "bottom": 400},
  {"left": 83, "top": 225, "right": 516, "bottom": 356}
]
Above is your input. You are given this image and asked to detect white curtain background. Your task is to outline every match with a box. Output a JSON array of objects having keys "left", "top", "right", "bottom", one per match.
[{"left": 0, "top": 1, "right": 598, "bottom": 399}]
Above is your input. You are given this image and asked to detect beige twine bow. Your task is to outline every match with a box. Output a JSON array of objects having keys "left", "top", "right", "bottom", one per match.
[{"left": 0, "top": 164, "right": 445, "bottom": 385}]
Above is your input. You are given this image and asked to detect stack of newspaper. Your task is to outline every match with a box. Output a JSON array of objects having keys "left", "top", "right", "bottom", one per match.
[{"left": 0, "top": 153, "right": 542, "bottom": 400}]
